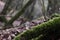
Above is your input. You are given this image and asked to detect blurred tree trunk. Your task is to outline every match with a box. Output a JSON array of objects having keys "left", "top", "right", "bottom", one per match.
[
  {"left": 47, "top": 0, "right": 59, "bottom": 16},
  {"left": 27, "top": 0, "right": 35, "bottom": 20},
  {"left": 7, "top": 0, "right": 24, "bottom": 16},
  {"left": 24, "top": 0, "right": 36, "bottom": 21},
  {"left": 4, "top": 0, "right": 35, "bottom": 29},
  {"left": 42, "top": 0, "right": 47, "bottom": 20},
  {"left": 0, "top": 0, "right": 12, "bottom": 25},
  {"left": 0, "top": 0, "right": 12, "bottom": 15}
]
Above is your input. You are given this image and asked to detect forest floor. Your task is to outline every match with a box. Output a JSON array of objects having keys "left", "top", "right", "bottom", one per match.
[{"left": 0, "top": 18, "right": 45, "bottom": 40}]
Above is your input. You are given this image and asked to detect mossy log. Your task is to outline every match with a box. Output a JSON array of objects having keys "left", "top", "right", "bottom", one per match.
[{"left": 13, "top": 17, "right": 60, "bottom": 40}]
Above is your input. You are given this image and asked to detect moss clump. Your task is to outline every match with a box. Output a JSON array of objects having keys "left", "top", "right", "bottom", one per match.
[
  {"left": 51, "top": 13, "right": 60, "bottom": 19},
  {"left": 13, "top": 17, "right": 60, "bottom": 40}
]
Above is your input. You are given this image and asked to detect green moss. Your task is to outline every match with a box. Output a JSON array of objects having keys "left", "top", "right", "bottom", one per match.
[
  {"left": 13, "top": 34, "right": 21, "bottom": 40},
  {"left": 51, "top": 13, "right": 60, "bottom": 19},
  {"left": 13, "top": 17, "right": 60, "bottom": 40}
]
